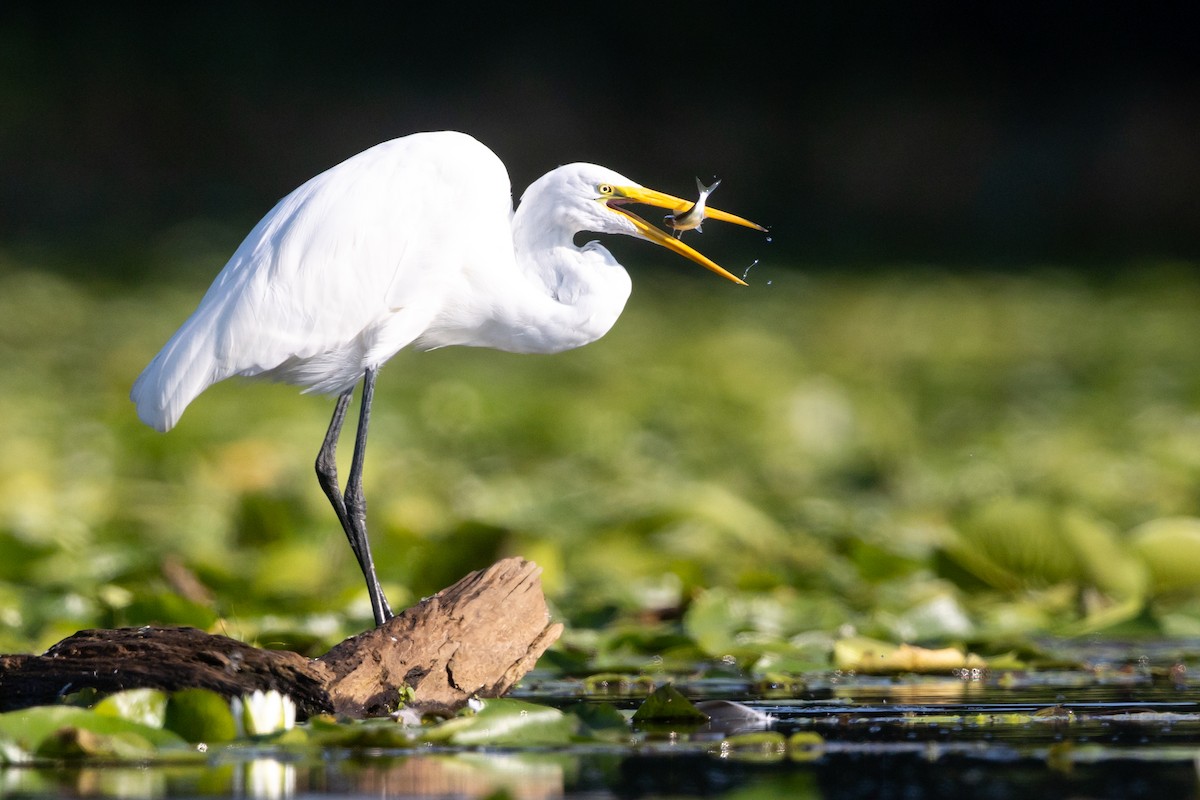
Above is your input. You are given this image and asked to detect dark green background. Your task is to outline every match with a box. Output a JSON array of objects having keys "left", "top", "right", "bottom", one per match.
[{"left": 3, "top": 3, "right": 1197, "bottom": 270}]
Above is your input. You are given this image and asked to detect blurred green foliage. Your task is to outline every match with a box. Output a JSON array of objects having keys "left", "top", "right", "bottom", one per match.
[{"left": 1, "top": 259, "right": 1199, "bottom": 662}]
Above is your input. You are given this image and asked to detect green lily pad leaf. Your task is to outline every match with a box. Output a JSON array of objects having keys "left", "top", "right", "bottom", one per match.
[
  {"left": 0, "top": 706, "right": 185, "bottom": 756},
  {"left": 310, "top": 717, "right": 417, "bottom": 749},
  {"left": 565, "top": 702, "right": 629, "bottom": 741},
  {"left": 1060, "top": 510, "right": 1146, "bottom": 601},
  {"left": 435, "top": 699, "right": 578, "bottom": 746},
  {"left": 57, "top": 687, "right": 103, "bottom": 709},
  {"left": 164, "top": 689, "right": 237, "bottom": 744},
  {"left": 35, "top": 726, "right": 157, "bottom": 759},
  {"left": 683, "top": 587, "right": 849, "bottom": 660},
  {"left": 833, "top": 636, "right": 986, "bottom": 673},
  {"left": 948, "top": 497, "right": 1079, "bottom": 588},
  {"left": 1130, "top": 517, "right": 1200, "bottom": 595},
  {"left": 751, "top": 643, "right": 831, "bottom": 677},
  {"left": 95, "top": 688, "right": 168, "bottom": 728},
  {"left": 581, "top": 672, "right": 657, "bottom": 695},
  {"left": 631, "top": 685, "right": 708, "bottom": 724},
  {"left": 265, "top": 726, "right": 310, "bottom": 746}
]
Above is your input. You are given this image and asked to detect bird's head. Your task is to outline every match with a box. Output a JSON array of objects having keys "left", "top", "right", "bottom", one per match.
[{"left": 524, "top": 163, "right": 766, "bottom": 286}]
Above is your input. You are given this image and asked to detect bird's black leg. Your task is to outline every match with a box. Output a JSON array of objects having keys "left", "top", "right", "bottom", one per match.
[
  {"left": 314, "top": 369, "right": 393, "bottom": 626},
  {"left": 344, "top": 367, "right": 393, "bottom": 624},
  {"left": 316, "top": 388, "right": 356, "bottom": 553}
]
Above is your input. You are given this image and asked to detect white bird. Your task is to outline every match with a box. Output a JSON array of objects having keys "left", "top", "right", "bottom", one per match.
[{"left": 131, "top": 131, "right": 765, "bottom": 626}]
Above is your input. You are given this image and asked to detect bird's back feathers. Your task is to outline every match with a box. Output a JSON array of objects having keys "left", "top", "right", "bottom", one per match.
[
  {"left": 132, "top": 132, "right": 514, "bottom": 430},
  {"left": 132, "top": 132, "right": 650, "bottom": 431}
]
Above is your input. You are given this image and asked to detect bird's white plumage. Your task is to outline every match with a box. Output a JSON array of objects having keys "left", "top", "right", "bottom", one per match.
[
  {"left": 131, "top": 132, "right": 642, "bottom": 432},
  {"left": 131, "top": 130, "right": 764, "bottom": 625}
]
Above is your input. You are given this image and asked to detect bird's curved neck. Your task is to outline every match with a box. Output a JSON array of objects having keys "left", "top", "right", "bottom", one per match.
[{"left": 501, "top": 198, "right": 632, "bottom": 354}]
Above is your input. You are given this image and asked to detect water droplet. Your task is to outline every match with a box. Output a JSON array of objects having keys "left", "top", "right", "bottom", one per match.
[
  {"left": 765, "top": 236, "right": 773, "bottom": 243},
  {"left": 741, "top": 259, "right": 759, "bottom": 281}
]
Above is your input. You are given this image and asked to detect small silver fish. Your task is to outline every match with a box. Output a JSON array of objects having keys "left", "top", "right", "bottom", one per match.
[{"left": 664, "top": 177, "right": 721, "bottom": 237}]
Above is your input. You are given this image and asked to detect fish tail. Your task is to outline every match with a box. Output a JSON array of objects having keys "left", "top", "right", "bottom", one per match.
[{"left": 695, "top": 177, "right": 721, "bottom": 197}]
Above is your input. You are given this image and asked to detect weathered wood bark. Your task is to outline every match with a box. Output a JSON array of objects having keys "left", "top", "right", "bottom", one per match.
[
  {"left": 0, "top": 626, "right": 334, "bottom": 716},
  {"left": 0, "top": 558, "right": 561, "bottom": 718},
  {"left": 319, "top": 557, "right": 563, "bottom": 717}
]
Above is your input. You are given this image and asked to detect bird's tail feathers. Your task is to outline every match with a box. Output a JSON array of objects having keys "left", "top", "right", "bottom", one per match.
[{"left": 130, "top": 316, "right": 224, "bottom": 433}]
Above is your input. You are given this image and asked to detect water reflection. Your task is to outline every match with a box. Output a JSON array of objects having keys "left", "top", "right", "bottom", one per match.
[
  {"left": 2, "top": 736, "right": 1199, "bottom": 799},
  {"left": 323, "top": 753, "right": 565, "bottom": 799},
  {"left": 3, "top": 665, "right": 1199, "bottom": 800},
  {"left": 237, "top": 759, "right": 296, "bottom": 799},
  {"left": 1, "top": 753, "right": 566, "bottom": 799}
]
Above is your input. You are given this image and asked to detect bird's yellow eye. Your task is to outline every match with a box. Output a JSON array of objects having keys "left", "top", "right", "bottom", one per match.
[{"left": 597, "top": 184, "right": 614, "bottom": 196}]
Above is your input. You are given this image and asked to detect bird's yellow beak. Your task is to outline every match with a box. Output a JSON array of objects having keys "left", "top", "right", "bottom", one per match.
[{"left": 602, "top": 185, "right": 766, "bottom": 286}]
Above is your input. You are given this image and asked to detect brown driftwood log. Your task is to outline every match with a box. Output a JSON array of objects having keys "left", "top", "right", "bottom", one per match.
[{"left": 0, "top": 558, "right": 561, "bottom": 718}]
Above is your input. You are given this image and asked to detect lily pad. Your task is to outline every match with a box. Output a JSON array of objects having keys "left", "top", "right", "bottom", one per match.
[
  {"left": 565, "top": 702, "right": 630, "bottom": 741},
  {"left": 1131, "top": 517, "right": 1200, "bottom": 595},
  {"left": 631, "top": 685, "right": 709, "bottom": 724},
  {"left": 35, "top": 727, "right": 157, "bottom": 760},
  {"left": 163, "top": 689, "right": 237, "bottom": 744},
  {"left": 0, "top": 706, "right": 186, "bottom": 757},
  {"left": 94, "top": 688, "right": 168, "bottom": 728},
  {"left": 432, "top": 699, "right": 579, "bottom": 746},
  {"left": 833, "top": 636, "right": 986, "bottom": 673}
]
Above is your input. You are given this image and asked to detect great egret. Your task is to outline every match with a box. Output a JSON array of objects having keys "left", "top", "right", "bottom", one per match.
[{"left": 131, "top": 131, "right": 765, "bottom": 626}]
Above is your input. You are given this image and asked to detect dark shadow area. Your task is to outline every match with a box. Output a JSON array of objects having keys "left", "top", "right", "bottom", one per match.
[{"left": 2, "top": 4, "right": 1197, "bottom": 276}]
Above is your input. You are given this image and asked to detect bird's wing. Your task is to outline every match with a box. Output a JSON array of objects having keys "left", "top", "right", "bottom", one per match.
[{"left": 131, "top": 132, "right": 513, "bottom": 431}]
